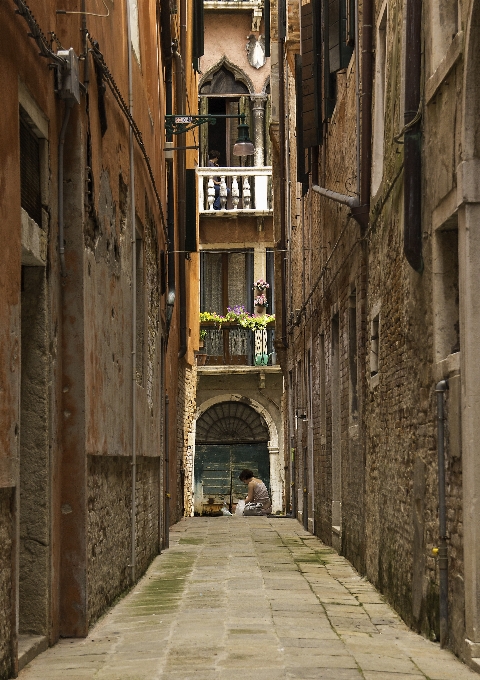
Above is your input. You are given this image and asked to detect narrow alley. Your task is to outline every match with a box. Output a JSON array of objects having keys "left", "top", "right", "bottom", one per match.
[{"left": 18, "top": 517, "right": 479, "bottom": 680}]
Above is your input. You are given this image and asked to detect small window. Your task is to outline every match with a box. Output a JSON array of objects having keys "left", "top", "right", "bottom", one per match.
[
  {"left": 371, "top": 3, "right": 388, "bottom": 195},
  {"left": 20, "top": 113, "right": 42, "bottom": 226},
  {"left": 370, "top": 313, "right": 380, "bottom": 377}
]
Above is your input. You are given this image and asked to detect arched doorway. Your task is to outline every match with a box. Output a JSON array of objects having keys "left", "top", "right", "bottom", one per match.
[{"left": 194, "top": 401, "right": 270, "bottom": 515}]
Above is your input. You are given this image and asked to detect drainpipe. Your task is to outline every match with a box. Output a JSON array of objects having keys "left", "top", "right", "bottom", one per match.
[
  {"left": 435, "top": 379, "right": 449, "bottom": 647},
  {"left": 81, "top": 0, "right": 90, "bottom": 89},
  {"left": 126, "top": 0, "right": 137, "bottom": 584},
  {"left": 164, "top": 395, "right": 170, "bottom": 549},
  {"left": 352, "top": 0, "right": 373, "bottom": 226},
  {"left": 58, "top": 101, "right": 73, "bottom": 277},
  {"left": 278, "top": 0, "right": 288, "bottom": 349},
  {"left": 312, "top": 185, "right": 359, "bottom": 208},
  {"left": 312, "top": 0, "right": 372, "bottom": 226},
  {"left": 403, "top": 0, "right": 423, "bottom": 271},
  {"left": 165, "top": 59, "right": 176, "bottom": 334},
  {"left": 173, "top": 40, "right": 187, "bottom": 359}
]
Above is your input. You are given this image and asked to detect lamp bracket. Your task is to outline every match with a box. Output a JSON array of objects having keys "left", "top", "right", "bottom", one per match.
[{"left": 165, "top": 113, "right": 246, "bottom": 136}]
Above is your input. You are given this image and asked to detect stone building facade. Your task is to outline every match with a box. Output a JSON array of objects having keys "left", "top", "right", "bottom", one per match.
[
  {"left": 0, "top": 0, "right": 197, "bottom": 676},
  {"left": 181, "top": 0, "right": 287, "bottom": 518},
  {"left": 271, "top": 0, "right": 480, "bottom": 670}
]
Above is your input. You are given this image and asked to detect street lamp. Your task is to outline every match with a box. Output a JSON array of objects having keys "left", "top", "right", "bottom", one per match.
[
  {"left": 233, "top": 119, "right": 254, "bottom": 156},
  {"left": 165, "top": 113, "right": 255, "bottom": 156}
]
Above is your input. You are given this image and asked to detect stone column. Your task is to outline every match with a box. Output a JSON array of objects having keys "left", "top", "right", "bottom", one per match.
[
  {"left": 458, "top": 188, "right": 480, "bottom": 656},
  {"left": 251, "top": 95, "right": 267, "bottom": 167},
  {"left": 251, "top": 95, "right": 268, "bottom": 210}
]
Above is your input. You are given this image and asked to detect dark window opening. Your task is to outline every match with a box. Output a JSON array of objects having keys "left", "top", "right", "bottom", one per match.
[{"left": 20, "top": 112, "right": 42, "bottom": 226}]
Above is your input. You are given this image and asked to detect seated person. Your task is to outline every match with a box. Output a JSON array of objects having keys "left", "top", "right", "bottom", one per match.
[{"left": 239, "top": 469, "right": 271, "bottom": 515}]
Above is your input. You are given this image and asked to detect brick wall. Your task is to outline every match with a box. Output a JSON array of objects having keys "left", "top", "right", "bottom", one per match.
[{"left": 279, "top": 0, "right": 467, "bottom": 658}]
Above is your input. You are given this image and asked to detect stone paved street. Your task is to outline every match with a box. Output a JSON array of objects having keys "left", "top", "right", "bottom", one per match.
[{"left": 18, "top": 518, "right": 479, "bottom": 680}]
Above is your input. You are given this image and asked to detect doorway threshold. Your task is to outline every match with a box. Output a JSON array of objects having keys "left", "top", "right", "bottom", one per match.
[{"left": 18, "top": 634, "right": 48, "bottom": 672}]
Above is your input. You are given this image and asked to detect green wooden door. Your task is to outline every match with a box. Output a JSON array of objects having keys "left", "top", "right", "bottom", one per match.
[{"left": 194, "top": 443, "right": 270, "bottom": 514}]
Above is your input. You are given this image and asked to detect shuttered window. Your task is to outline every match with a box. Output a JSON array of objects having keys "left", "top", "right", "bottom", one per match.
[
  {"left": 20, "top": 115, "right": 42, "bottom": 226},
  {"left": 185, "top": 169, "right": 197, "bottom": 252},
  {"left": 192, "top": 0, "right": 204, "bottom": 72},
  {"left": 300, "top": 0, "right": 322, "bottom": 148},
  {"left": 327, "top": 0, "right": 353, "bottom": 74}
]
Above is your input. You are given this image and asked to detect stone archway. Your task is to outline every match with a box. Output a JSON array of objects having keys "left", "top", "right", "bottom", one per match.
[
  {"left": 199, "top": 57, "right": 255, "bottom": 95},
  {"left": 183, "top": 394, "right": 282, "bottom": 516}
]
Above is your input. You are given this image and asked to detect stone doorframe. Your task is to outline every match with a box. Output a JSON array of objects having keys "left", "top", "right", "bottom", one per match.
[
  {"left": 185, "top": 394, "right": 283, "bottom": 515},
  {"left": 459, "top": 0, "right": 480, "bottom": 659}
]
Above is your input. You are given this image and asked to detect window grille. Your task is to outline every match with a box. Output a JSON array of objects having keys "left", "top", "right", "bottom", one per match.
[{"left": 20, "top": 116, "right": 42, "bottom": 226}]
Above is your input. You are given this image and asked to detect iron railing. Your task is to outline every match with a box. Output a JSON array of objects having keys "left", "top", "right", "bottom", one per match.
[{"left": 198, "top": 323, "right": 275, "bottom": 366}]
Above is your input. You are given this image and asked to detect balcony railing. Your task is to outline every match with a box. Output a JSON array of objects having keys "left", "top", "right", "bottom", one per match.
[
  {"left": 198, "top": 323, "right": 276, "bottom": 366},
  {"left": 196, "top": 166, "right": 272, "bottom": 213}
]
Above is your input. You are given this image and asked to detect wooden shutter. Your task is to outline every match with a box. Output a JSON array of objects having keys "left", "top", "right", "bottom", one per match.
[
  {"left": 301, "top": 0, "right": 322, "bottom": 148},
  {"left": 192, "top": 0, "right": 204, "bottom": 72},
  {"left": 264, "top": 0, "right": 270, "bottom": 57},
  {"left": 328, "top": 0, "right": 353, "bottom": 73},
  {"left": 185, "top": 169, "right": 197, "bottom": 252},
  {"left": 199, "top": 97, "right": 209, "bottom": 167}
]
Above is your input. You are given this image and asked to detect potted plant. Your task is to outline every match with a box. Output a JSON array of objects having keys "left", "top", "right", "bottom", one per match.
[
  {"left": 253, "top": 279, "right": 270, "bottom": 292},
  {"left": 199, "top": 329, "right": 207, "bottom": 348},
  {"left": 254, "top": 293, "right": 268, "bottom": 313}
]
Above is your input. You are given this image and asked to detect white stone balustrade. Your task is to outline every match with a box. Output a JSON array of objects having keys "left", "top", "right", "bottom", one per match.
[{"left": 197, "top": 166, "right": 272, "bottom": 213}]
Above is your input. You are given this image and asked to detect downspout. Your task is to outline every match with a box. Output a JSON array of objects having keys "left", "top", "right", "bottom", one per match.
[
  {"left": 165, "top": 58, "right": 176, "bottom": 334},
  {"left": 278, "top": 0, "right": 288, "bottom": 349},
  {"left": 126, "top": 0, "right": 137, "bottom": 583},
  {"left": 58, "top": 101, "right": 73, "bottom": 277},
  {"left": 352, "top": 0, "right": 373, "bottom": 226},
  {"left": 164, "top": 395, "right": 170, "bottom": 548},
  {"left": 403, "top": 0, "right": 423, "bottom": 271},
  {"left": 312, "top": 0, "right": 372, "bottom": 222},
  {"left": 173, "top": 38, "right": 187, "bottom": 359},
  {"left": 435, "top": 379, "right": 449, "bottom": 647}
]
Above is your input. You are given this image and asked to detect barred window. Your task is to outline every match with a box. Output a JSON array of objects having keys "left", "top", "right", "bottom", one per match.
[{"left": 20, "top": 113, "right": 42, "bottom": 226}]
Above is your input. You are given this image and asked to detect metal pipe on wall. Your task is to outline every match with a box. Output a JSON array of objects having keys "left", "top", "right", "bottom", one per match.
[
  {"left": 173, "top": 40, "right": 187, "bottom": 359},
  {"left": 436, "top": 379, "right": 449, "bottom": 647},
  {"left": 277, "top": 0, "right": 288, "bottom": 350},
  {"left": 165, "top": 59, "right": 176, "bottom": 334},
  {"left": 126, "top": 0, "right": 137, "bottom": 583},
  {"left": 403, "top": 0, "right": 423, "bottom": 271},
  {"left": 58, "top": 101, "right": 73, "bottom": 277},
  {"left": 164, "top": 395, "right": 170, "bottom": 549}
]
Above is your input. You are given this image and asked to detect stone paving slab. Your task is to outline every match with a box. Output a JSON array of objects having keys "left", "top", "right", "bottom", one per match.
[{"left": 17, "top": 517, "right": 479, "bottom": 680}]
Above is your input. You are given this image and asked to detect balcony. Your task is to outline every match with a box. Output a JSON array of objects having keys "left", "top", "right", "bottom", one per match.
[
  {"left": 197, "top": 167, "right": 272, "bottom": 214},
  {"left": 198, "top": 322, "right": 276, "bottom": 366}
]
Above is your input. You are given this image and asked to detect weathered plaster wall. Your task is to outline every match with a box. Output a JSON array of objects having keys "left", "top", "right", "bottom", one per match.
[{"left": 201, "top": 13, "right": 270, "bottom": 93}]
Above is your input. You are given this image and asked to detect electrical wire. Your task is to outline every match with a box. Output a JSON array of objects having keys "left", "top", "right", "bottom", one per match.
[
  {"left": 13, "top": 0, "right": 66, "bottom": 64},
  {"left": 57, "top": 0, "right": 110, "bottom": 18},
  {"left": 88, "top": 34, "right": 168, "bottom": 239}
]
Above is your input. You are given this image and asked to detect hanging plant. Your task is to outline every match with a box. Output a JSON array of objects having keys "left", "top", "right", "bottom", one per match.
[
  {"left": 253, "top": 279, "right": 270, "bottom": 291},
  {"left": 254, "top": 293, "right": 268, "bottom": 308}
]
